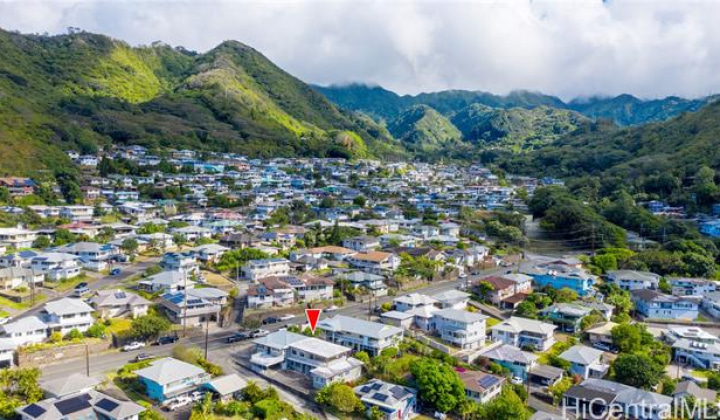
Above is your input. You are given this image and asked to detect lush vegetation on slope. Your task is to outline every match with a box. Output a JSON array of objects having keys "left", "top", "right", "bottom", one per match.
[
  {"left": 0, "top": 29, "right": 405, "bottom": 175},
  {"left": 387, "top": 105, "right": 462, "bottom": 154},
  {"left": 568, "top": 94, "right": 714, "bottom": 126}
]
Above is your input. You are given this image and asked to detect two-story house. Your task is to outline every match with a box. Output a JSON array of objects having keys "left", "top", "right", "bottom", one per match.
[
  {"left": 670, "top": 278, "right": 717, "bottom": 296},
  {"left": 490, "top": 317, "right": 557, "bottom": 351},
  {"left": 431, "top": 309, "right": 487, "bottom": 350},
  {"left": 458, "top": 370, "right": 505, "bottom": 404},
  {"left": 631, "top": 289, "right": 699, "bottom": 321},
  {"left": 541, "top": 303, "right": 597, "bottom": 333},
  {"left": 31, "top": 253, "right": 81, "bottom": 281},
  {"left": 393, "top": 293, "right": 438, "bottom": 312},
  {"left": 606, "top": 270, "right": 660, "bottom": 291},
  {"left": 135, "top": 358, "right": 212, "bottom": 402},
  {"left": 346, "top": 252, "right": 400, "bottom": 275},
  {"left": 318, "top": 315, "right": 404, "bottom": 356},
  {"left": 89, "top": 289, "right": 151, "bottom": 319},
  {"left": 0, "top": 227, "right": 37, "bottom": 249},
  {"left": 354, "top": 379, "right": 417, "bottom": 420},
  {"left": 520, "top": 261, "right": 595, "bottom": 296},
  {"left": 246, "top": 276, "right": 296, "bottom": 309},
  {"left": 43, "top": 298, "right": 95, "bottom": 335},
  {"left": 159, "top": 292, "right": 221, "bottom": 326},
  {"left": 342, "top": 236, "right": 381, "bottom": 252},
  {"left": 479, "top": 343, "right": 538, "bottom": 381},
  {"left": 2, "top": 316, "right": 48, "bottom": 346},
  {"left": 243, "top": 258, "right": 291, "bottom": 280},
  {"left": 433, "top": 290, "right": 470, "bottom": 310},
  {"left": 559, "top": 345, "right": 609, "bottom": 379},
  {"left": 161, "top": 252, "right": 199, "bottom": 275}
]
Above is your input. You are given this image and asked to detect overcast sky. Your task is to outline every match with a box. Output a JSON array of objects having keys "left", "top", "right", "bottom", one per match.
[{"left": 1, "top": 0, "right": 719, "bottom": 100}]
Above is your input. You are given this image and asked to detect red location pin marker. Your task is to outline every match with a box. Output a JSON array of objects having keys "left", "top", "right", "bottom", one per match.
[{"left": 305, "top": 308, "right": 322, "bottom": 333}]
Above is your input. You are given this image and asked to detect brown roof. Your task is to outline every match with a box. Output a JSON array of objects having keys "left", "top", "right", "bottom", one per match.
[
  {"left": 350, "top": 251, "right": 392, "bottom": 263},
  {"left": 502, "top": 293, "right": 530, "bottom": 304},
  {"left": 310, "top": 246, "right": 356, "bottom": 255},
  {"left": 458, "top": 370, "right": 505, "bottom": 393},
  {"left": 480, "top": 276, "right": 516, "bottom": 290}
]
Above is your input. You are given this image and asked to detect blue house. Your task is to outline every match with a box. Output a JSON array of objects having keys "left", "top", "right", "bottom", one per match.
[
  {"left": 479, "top": 344, "right": 538, "bottom": 381},
  {"left": 520, "top": 261, "right": 595, "bottom": 296},
  {"left": 631, "top": 289, "right": 699, "bottom": 321},
  {"left": 135, "top": 358, "right": 211, "bottom": 402}
]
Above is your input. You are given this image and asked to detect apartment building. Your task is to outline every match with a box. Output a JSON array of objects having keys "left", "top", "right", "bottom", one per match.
[{"left": 242, "top": 258, "right": 291, "bottom": 280}]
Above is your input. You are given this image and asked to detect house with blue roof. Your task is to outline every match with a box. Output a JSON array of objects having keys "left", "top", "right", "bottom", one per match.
[{"left": 520, "top": 260, "right": 595, "bottom": 296}]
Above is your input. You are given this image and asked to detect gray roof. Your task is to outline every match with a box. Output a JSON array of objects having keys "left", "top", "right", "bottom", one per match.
[
  {"left": 480, "top": 343, "right": 537, "bottom": 364},
  {"left": 559, "top": 345, "right": 605, "bottom": 365},
  {"left": 135, "top": 357, "right": 206, "bottom": 385},
  {"left": 205, "top": 374, "right": 248, "bottom": 396},
  {"left": 673, "top": 380, "right": 717, "bottom": 401},
  {"left": 433, "top": 308, "right": 487, "bottom": 324},
  {"left": 491, "top": 316, "right": 557, "bottom": 335},
  {"left": 354, "top": 379, "right": 416, "bottom": 410},
  {"left": 432, "top": 290, "right": 470, "bottom": 303},
  {"left": 253, "top": 330, "right": 308, "bottom": 350},
  {"left": 44, "top": 298, "right": 94, "bottom": 316},
  {"left": 90, "top": 290, "right": 150, "bottom": 307},
  {"left": 393, "top": 293, "right": 437, "bottom": 307},
  {"left": 41, "top": 374, "right": 101, "bottom": 398},
  {"left": 2, "top": 316, "right": 48, "bottom": 335},
  {"left": 318, "top": 315, "right": 403, "bottom": 339},
  {"left": 607, "top": 270, "right": 660, "bottom": 282},
  {"left": 186, "top": 287, "right": 229, "bottom": 299},
  {"left": 576, "top": 378, "right": 672, "bottom": 407},
  {"left": 381, "top": 311, "right": 415, "bottom": 321},
  {"left": 530, "top": 411, "right": 566, "bottom": 420},
  {"left": 16, "top": 389, "right": 145, "bottom": 420}
]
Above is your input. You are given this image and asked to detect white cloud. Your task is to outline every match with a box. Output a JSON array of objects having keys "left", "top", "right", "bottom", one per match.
[{"left": 1, "top": 0, "right": 719, "bottom": 99}]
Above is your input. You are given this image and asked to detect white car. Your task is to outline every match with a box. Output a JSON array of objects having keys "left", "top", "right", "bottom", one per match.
[
  {"left": 166, "top": 396, "right": 192, "bottom": 411},
  {"left": 190, "top": 391, "right": 206, "bottom": 402},
  {"left": 122, "top": 341, "right": 146, "bottom": 352},
  {"left": 510, "top": 376, "right": 523, "bottom": 385},
  {"left": 326, "top": 305, "right": 339, "bottom": 312},
  {"left": 279, "top": 314, "right": 296, "bottom": 321}
]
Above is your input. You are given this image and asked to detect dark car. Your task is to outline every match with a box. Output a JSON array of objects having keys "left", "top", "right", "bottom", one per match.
[
  {"left": 110, "top": 268, "right": 122, "bottom": 276},
  {"left": 263, "top": 316, "right": 279, "bottom": 325},
  {"left": 75, "top": 282, "right": 88, "bottom": 289},
  {"left": 226, "top": 331, "right": 250, "bottom": 343},
  {"left": 156, "top": 335, "right": 179, "bottom": 345}
]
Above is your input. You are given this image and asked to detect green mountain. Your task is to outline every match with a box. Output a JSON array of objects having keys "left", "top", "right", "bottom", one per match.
[
  {"left": 315, "top": 83, "right": 713, "bottom": 127},
  {"left": 500, "top": 100, "right": 720, "bottom": 194},
  {"left": 450, "top": 104, "right": 587, "bottom": 151},
  {"left": 387, "top": 105, "right": 462, "bottom": 153},
  {"left": 567, "top": 94, "right": 714, "bottom": 126},
  {"left": 0, "top": 29, "right": 405, "bottom": 175}
]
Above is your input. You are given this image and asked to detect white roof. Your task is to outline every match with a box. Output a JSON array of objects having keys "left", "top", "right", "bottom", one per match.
[
  {"left": 2, "top": 316, "right": 48, "bottom": 335},
  {"left": 491, "top": 317, "right": 557, "bottom": 335},
  {"left": 559, "top": 345, "right": 605, "bottom": 365},
  {"left": 135, "top": 357, "right": 206, "bottom": 385},
  {"left": 44, "top": 298, "right": 94, "bottom": 316}
]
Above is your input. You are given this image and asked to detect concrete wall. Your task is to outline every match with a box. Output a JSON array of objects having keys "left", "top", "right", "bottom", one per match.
[{"left": 17, "top": 340, "right": 113, "bottom": 368}]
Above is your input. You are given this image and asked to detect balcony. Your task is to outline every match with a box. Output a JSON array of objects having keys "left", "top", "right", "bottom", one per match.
[{"left": 251, "top": 352, "right": 284, "bottom": 368}]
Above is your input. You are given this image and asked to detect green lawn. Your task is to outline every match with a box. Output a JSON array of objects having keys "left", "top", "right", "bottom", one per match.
[
  {"left": 0, "top": 293, "right": 45, "bottom": 310},
  {"left": 106, "top": 318, "right": 133, "bottom": 335},
  {"left": 487, "top": 317, "right": 502, "bottom": 328}
]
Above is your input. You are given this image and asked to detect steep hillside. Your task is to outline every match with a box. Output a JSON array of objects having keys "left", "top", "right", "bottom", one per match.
[
  {"left": 450, "top": 104, "right": 586, "bottom": 151},
  {"left": 0, "top": 30, "right": 404, "bottom": 175},
  {"left": 387, "top": 105, "right": 462, "bottom": 153},
  {"left": 500, "top": 100, "right": 720, "bottom": 191}
]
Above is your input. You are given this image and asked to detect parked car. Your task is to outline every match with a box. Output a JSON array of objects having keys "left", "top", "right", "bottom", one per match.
[
  {"left": 110, "top": 268, "right": 122, "bottom": 276},
  {"left": 510, "top": 376, "right": 523, "bottom": 385},
  {"left": 166, "top": 396, "right": 192, "bottom": 411},
  {"left": 73, "top": 283, "right": 90, "bottom": 297},
  {"left": 190, "top": 391, "right": 206, "bottom": 402},
  {"left": 263, "top": 316, "right": 279, "bottom": 325},
  {"left": 0, "top": 316, "right": 12, "bottom": 326},
  {"left": 326, "top": 305, "right": 339, "bottom": 312},
  {"left": 279, "top": 314, "right": 295, "bottom": 321},
  {"left": 251, "top": 329, "right": 269, "bottom": 338},
  {"left": 592, "top": 342, "right": 611, "bottom": 352},
  {"left": 226, "top": 331, "right": 251, "bottom": 343},
  {"left": 156, "top": 335, "right": 179, "bottom": 345},
  {"left": 135, "top": 352, "right": 153, "bottom": 362},
  {"left": 122, "top": 341, "right": 146, "bottom": 351}
]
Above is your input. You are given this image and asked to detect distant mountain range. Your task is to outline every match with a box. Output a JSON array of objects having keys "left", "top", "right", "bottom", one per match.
[{"left": 315, "top": 83, "right": 715, "bottom": 126}]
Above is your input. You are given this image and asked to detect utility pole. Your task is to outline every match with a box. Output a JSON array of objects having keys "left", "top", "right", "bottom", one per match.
[
  {"left": 85, "top": 342, "right": 90, "bottom": 376},
  {"left": 204, "top": 314, "right": 210, "bottom": 360},
  {"left": 182, "top": 271, "right": 188, "bottom": 337}
]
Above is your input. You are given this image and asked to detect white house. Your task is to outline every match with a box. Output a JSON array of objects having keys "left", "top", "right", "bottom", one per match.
[
  {"left": 346, "top": 252, "right": 400, "bottom": 275},
  {"left": 2, "top": 316, "right": 48, "bottom": 346},
  {"left": 31, "top": 253, "right": 81, "bottom": 281},
  {"left": 606, "top": 270, "right": 660, "bottom": 291},
  {"left": 559, "top": 345, "right": 609, "bottom": 379},
  {"left": 318, "top": 315, "right": 404, "bottom": 357},
  {"left": 491, "top": 317, "right": 557, "bottom": 352},
  {"left": 43, "top": 298, "right": 95, "bottom": 335},
  {"left": 0, "top": 228, "right": 37, "bottom": 249},
  {"left": 243, "top": 258, "right": 291, "bottom": 281},
  {"left": 431, "top": 308, "right": 487, "bottom": 350}
]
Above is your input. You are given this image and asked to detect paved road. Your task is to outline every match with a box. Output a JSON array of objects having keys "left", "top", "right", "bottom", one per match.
[{"left": 16, "top": 257, "right": 161, "bottom": 321}]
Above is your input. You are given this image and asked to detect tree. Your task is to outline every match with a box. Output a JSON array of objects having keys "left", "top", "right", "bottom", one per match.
[
  {"left": 315, "top": 383, "right": 363, "bottom": 414},
  {"left": 548, "top": 377, "right": 573, "bottom": 405},
  {"left": 553, "top": 287, "right": 578, "bottom": 303},
  {"left": 514, "top": 301, "right": 538, "bottom": 319},
  {"left": 85, "top": 323, "right": 106, "bottom": 338},
  {"left": 65, "top": 328, "right": 83, "bottom": 340},
  {"left": 173, "top": 234, "right": 188, "bottom": 248},
  {"left": 476, "top": 281, "right": 494, "bottom": 302},
  {"left": 0, "top": 368, "right": 43, "bottom": 418},
  {"left": 121, "top": 238, "right": 139, "bottom": 255},
  {"left": 131, "top": 314, "right": 171, "bottom": 340},
  {"left": 32, "top": 235, "right": 51, "bottom": 249},
  {"left": 216, "top": 248, "right": 269, "bottom": 273},
  {"left": 53, "top": 228, "right": 77, "bottom": 246},
  {"left": 613, "top": 353, "right": 664, "bottom": 389},
  {"left": 410, "top": 358, "right": 465, "bottom": 413},
  {"left": 353, "top": 196, "right": 367, "bottom": 207},
  {"left": 611, "top": 323, "right": 654, "bottom": 353},
  {"left": 477, "top": 387, "right": 529, "bottom": 420}
]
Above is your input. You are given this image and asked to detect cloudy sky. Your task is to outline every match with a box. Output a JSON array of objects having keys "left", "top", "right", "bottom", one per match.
[{"left": 1, "top": 0, "right": 719, "bottom": 100}]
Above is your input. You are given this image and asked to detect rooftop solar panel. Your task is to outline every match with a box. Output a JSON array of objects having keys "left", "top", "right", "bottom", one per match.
[
  {"left": 96, "top": 398, "right": 119, "bottom": 412},
  {"left": 23, "top": 404, "right": 46, "bottom": 418},
  {"left": 372, "top": 393, "right": 388, "bottom": 402},
  {"left": 389, "top": 385, "right": 408, "bottom": 399},
  {"left": 370, "top": 382, "right": 383, "bottom": 391},
  {"left": 54, "top": 394, "right": 92, "bottom": 415},
  {"left": 360, "top": 386, "right": 372, "bottom": 393},
  {"left": 477, "top": 375, "right": 501, "bottom": 388}
]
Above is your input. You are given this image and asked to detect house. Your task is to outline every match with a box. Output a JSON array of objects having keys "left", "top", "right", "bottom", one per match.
[
  {"left": 0, "top": 177, "right": 35, "bottom": 196},
  {"left": 203, "top": 374, "right": 248, "bottom": 402},
  {"left": 186, "top": 287, "right": 229, "bottom": 306},
  {"left": 528, "top": 364, "right": 565, "bottom": 388},
  {"left": 219, "top": 232, "right": 261, "bottom": 249},
  {"left": 559, "top": 345, "right": 609, "bottom": 379},
  {"left": 433, "top": 290, "right": 470, "bottom": 310},
  {"left": 170, "top": 225, "right": 212, "bottom": 242},
  {"left": 520, "top": 261, "right": 595, "bottom": 296},
  {"left": 190, "top": 243, "right": 229, "bottom": 264},
  {"left": 318, "top": 315, "right": 404, "bottom": 356},
  {"left": 490, "top": 317, "right": 557, "bottom": 352},
  {"left": 43, "top": 298, "right": 95, "bottom": 335},
  {"left": 161, "top": 252, "right": 199, "bottom": 274},
  {"left": 631, "top": 289, "right": 699, "bottom": 321},
  {"left": 354, "top": 379, "right": 417, "bottom": 420},
  {"left": 159, "top": 292, "right": 221, "bottom": 326},
  {"left": 670, "top": 278, "right": 717, "bottom": 296},
  {"left": 479, "top": 343, "right": 537, "bottom": 380},
  {"left": 31, "top": 253, "right": 81, "bottom": 281},
  {"left": 342, "top": 236, "right": 381, "bottom": 252},
  {"left": 250, "top": 330, "right": 363, "bottom": 388},
  {"left": 346, "top": 252, "right": 400, "bottom": 275},
  {"left": 541, "top": 303, "right": 596, "bottom": 333},
  {"left": 476, "top": 276, "right": 530, "bottom": 306},
  {"left": 137, "top": 270, "right": 196, "bottom": 293},
  {"left": 53, "top": 242, "right": 118, "bottom": 272},
  {"left": 0, "top": 250, "right": 39, "bottom": 269},
  {"left": 380, "top": 311, "right": 415, "bottom": 329},
  {"left": 431, "top": 308, "right": 487, "bottom": 350},
  {"left": 672, "top": 339, "right": 720, "bottom": 369},
  {"left": 307, "top": 245, "right": 356, "bottom": 260},
  {"left": 59, "top": 205, "right": 94, "bottom": 222},
  {"left": 135, "top": 358, "right": 211, "bottom": 402},
  {"left": 247, "top": 277, "right": 296, "bottom": 309},
  {"left": 243, "top": 258, "right": 291, "bottom": 280},
  {"left": 702, "top": 292, "right": 720, "bottom": 318},
  {"left": 16, "top": 390, "right": 145, "bottom": 420},
  {"left": 393, "top": 293, "right": 438, "bottom": 312},
  {"left": 89, "top": 290, "right": 151, "bottom": 319},
  {"left": 292, "top": 275, "right": 334, "bottom": 302},
  {"left": 340, "top": 271, "right": 388, "bottom": 297},
  {"left": 606, "top": 270, "right": 660, "bottom": 291},
  {"left": 586, "top": 322, "right": 618, "bottom": 348},
  {"left": 406, "top": 305, "right": 439, "bottom": 331},
  {"left": 0, "top": 227, "right": 37, "bottom": 249},
  {"left": 672, "top": 380, "right": 717, "bottom": 406},
  {"left": 0, "top": 267, "right": 43, "bottom": 290},
  {"left": 458, "top": 370, "right": 505, "bottom": 404},
  {"left": 39, "top": 372, "right": 101, "bottom": 399},
  {"left": 2, "top": 316, "right": 48, "bottom": 346},
  {"left": 563, "top": 378, "right": 672, "bottom": 420}
]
